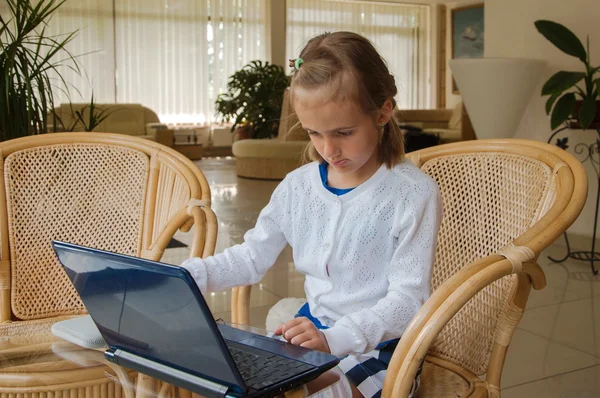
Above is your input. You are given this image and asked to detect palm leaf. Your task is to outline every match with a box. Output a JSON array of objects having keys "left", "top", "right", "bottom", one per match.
[
  {"left": 535, "top": 20, "right": 587, "bottom": 63},
  {"left": 551, "top": 93, "right": 576, "bottom": 130},
  {"left": 0, "top": 0, "right": 80, "bottom": 140},
  {"left": 541, "top": 71, "right": 586, "bottom": 96}
]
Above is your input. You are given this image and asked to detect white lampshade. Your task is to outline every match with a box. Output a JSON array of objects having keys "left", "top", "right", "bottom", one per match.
[{"left": 450, "top": 58, "right": 547, "bottom": 139}]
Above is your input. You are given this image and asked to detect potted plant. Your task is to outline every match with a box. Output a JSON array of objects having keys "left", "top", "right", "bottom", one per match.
[
  {"left": 0, "top": 0, "right": 80, "bottom": 141},
  {"left": 535, "top": 20, "right": 600, "bottom": 130},
  {"left": 215, "top": 60, "right": 290, "bottom": 139}
]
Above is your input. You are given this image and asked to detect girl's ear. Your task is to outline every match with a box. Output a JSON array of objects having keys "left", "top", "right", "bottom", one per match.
[{"left": 378, "top": 98, "right": 394, "bottom": 125}]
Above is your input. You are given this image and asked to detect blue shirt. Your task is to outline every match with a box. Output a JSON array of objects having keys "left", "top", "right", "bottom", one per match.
[{"left": 318, "top": 162, "right": 355, "bottom": 196}]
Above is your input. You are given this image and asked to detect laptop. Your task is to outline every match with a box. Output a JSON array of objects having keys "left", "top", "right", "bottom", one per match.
[{"left": 52, "top": 241, "right": 339, "bottom": 398}]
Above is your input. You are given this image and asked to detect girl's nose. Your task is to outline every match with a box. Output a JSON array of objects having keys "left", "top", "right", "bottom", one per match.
[{"left": 323, "top": 137, "right": 340, "bottom": 159}]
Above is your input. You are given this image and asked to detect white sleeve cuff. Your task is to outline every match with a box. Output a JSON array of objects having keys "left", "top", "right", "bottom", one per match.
[
  {"left": 180, "top": 257, "right": 208, "bottom": 293},
  {"left": 322, "top": 324, "right": 365, "bottom": 357}
]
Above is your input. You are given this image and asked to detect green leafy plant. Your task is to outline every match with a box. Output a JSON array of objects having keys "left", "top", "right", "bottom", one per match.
[
  {"left": 535, "top": 20, "right": 600, "bottom": 130},
  {"left": 215, "top": 60, "right": 290, "bottom": 139},
  {"left": 0, "top": 0, "right": 80, "bottom": 140}
]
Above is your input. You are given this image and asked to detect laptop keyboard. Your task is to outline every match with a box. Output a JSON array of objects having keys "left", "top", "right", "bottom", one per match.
[{"left": 227, "top": 345, "right": 315, "bottom": 390}]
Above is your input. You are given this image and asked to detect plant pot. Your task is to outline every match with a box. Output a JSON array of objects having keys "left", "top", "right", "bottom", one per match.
[
  {"left": 568, "top": 100, "right": 600, "bottom": 129},
  {"left": 234, "top": 124, "right": 253, "bottom": 141}
]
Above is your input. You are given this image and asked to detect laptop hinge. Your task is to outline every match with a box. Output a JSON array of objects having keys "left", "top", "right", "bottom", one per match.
[{"left": 106, "top": 349, "right": 231, "bottom": 398}]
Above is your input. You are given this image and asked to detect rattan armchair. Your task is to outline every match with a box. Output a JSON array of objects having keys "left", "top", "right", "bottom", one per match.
[
  {"left": 0, "top": 132, "right": 217, "bottom": 397},
  {"left": 231, "top": 139, "right": 587, "bottom": 397}
]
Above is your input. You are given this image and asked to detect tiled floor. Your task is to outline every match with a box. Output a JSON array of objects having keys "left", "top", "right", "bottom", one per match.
[{"left": 162, "top": 157, "right": 600, "bottom": 397}]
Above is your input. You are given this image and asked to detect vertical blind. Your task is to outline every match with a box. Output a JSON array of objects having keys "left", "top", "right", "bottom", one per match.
[
  {"left": 29, "top": 0, "right": 269, "bottom": 124},
  {"left": 287, "top": 0, "right": 431, "bottom": 109},
  {"left": 46, "top": 0, "right": 116, "bottom": 105},
  {"left": 115, "top": 0, "right": 268, "bottom": 123},
  {"left": 3, "top": 0, "right": 431, "bottom": 122}
]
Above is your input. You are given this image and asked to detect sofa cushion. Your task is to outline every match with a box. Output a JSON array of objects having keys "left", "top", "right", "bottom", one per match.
[
  {"left": 98, "top": 104, "right": 145, "bottom": 136},
  {"left": 449, "top": 102, "right": 463, "bottom": 130},
  {"left": 57, "top": 103, "right": 147, "bottom": 136},
  {"left": 232, "top": 139, "right": 308, "bottom": 159}
]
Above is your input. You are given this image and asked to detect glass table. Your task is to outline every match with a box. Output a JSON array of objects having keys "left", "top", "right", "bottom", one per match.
[{"left": 0, "top": 319, "right": 340, "bottom": 398}]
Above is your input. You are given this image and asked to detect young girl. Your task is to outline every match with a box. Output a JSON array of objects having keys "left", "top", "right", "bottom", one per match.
[{"left": 182, "top": 31, "right": 442, "bottom": 397}]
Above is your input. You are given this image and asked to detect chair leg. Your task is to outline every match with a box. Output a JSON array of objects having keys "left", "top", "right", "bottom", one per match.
[
  {"left": 231, "top": 285, "right": 251, "bottom": 325},
  {"left": 485, "top": 272, "right": 532, "bottom": 395},
  {"left": 136, "top": 373, "right": 158, "bottom": 398}
]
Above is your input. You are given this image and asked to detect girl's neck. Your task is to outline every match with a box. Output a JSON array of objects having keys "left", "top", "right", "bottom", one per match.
[{"left": 326, "top": 151, "right": 382, "bottom": 189}]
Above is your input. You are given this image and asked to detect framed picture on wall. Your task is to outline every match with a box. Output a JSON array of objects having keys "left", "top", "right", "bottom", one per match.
[{"left": 451, "top": 3, "right": 484, "bottom": 94}]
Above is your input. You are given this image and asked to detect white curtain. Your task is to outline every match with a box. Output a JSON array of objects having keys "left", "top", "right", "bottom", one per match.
[
  {"left": 286, "top": 0, "right": 431, "bottom": 109},
  {"left": 114, "top": 1, "right": 210, "bottom": 124},
  {"left": 115, "top": 0, "right": 268, "bottom": 124},
  {"left": 202, "top": 0, "right": 269, "bottom": 123},
  {"left": 17, "top": 0, "right": 268, "bottom": 124},
  {"left": 16, "top": 0, "right": 116, "bottom": 105}
]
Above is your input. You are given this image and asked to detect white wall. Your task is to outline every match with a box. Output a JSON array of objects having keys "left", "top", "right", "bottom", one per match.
[{"left": 485, "top": 0, "right": 600, "bottom": 240}]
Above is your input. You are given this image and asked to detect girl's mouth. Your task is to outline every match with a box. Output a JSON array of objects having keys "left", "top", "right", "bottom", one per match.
[{"left": 332, "top": 159, "right": 348, "bottom": 167}]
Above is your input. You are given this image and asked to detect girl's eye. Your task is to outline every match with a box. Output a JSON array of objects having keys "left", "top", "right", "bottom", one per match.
[
  {"left": 337, "top": 131, "right": 353, "bottom": 137},
  {"left": 306, "top": 130, "right": 320, "bottom": 136}
]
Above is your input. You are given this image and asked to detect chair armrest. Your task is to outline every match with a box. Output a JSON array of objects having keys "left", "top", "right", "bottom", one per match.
[
  {"left": 144, "top": 199, "right": 216, "bottom": 261},
  {"left": 382, "top": 254, "right": 546, "bottom": 397},
  {"left": 185, "top": 201, "right": 217, "bottom": 259}
]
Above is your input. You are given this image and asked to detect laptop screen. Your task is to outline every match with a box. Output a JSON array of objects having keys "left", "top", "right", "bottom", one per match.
[{"left": 53, "top": 242, "right": 242, "bottom": 389}]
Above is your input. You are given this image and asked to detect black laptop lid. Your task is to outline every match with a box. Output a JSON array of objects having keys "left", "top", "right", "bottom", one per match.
[{"left": 52, "top": 241, "right": 244, "bottom": 391}]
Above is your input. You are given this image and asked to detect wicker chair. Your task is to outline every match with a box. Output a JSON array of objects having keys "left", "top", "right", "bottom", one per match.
[
  {"left": 0, "top": 132, "right": 217, "bottom": 397},
  {"left": 231, "top": 139, "right": 588, "bottom": 397}
]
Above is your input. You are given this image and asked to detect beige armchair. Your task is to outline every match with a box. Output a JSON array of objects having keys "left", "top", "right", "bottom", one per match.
[
  {"left": 50, "top": 103, "right": 165, "bottom": 139},
  {"left": 394, "top": 102, "right": 476, "bottom": 143},
  {"left": 232, "top": 89, "right": 309, "bottom": 180}
]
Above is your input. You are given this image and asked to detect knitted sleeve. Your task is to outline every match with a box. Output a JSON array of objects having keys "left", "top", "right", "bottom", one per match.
[
  {"left": 180, "top": 179, "right": 290, "bottom": 293},
  {"left": 322, "top": 178, "right": 442, "bottom": 357}
]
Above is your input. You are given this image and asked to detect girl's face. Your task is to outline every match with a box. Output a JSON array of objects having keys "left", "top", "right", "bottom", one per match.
[{"left": 293, "top": 86, "right": 392, "bottom": 186}]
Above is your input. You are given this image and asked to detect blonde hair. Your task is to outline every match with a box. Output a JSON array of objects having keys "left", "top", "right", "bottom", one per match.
[{"left": 290, "top": 31, "right": 404, "bottom": 169}]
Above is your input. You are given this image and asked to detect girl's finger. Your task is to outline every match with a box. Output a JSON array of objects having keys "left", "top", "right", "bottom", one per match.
[
  {"left": 281, "top": 317, "right": 306, "bottom": 333},
  {"left": 283, "top": 323, "right": 309, "bottom": 341},
  {"left": 290, "top": 331, "right": 314, "bottom": 346},
  {"left": 299, "top": 339, "right": 319, "bottom": 350}
]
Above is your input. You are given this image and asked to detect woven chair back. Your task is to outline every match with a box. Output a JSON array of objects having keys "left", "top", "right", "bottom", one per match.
[
  {"left": 0, "top": 134, "right": 213, "bottom": 321},
  {"left": 419, "top": 151, "right": 554, "bottom": 375}
]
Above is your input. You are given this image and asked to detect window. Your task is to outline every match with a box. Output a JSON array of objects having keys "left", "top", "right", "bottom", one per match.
[
  {"left": 287, "top": 0, "right": 431, "bottom": 109},
  {"left": 41, "top": 0, "right": 269, "bottom": 124}
]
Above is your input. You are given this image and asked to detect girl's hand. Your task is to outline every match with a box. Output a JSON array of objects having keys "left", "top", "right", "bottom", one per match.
[{"left": 273, "top": 317, "right": 331, "bottom": 353}]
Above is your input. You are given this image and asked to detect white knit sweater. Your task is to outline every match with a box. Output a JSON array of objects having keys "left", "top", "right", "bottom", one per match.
[{"left": 181, "top": 160, "right": 442, "bottom": 357}]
